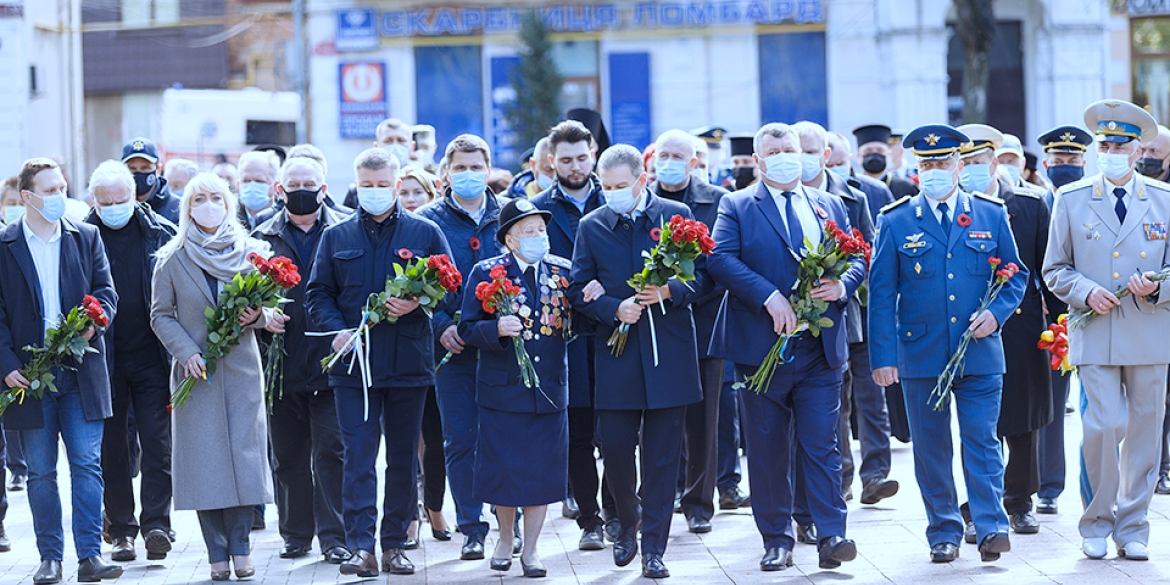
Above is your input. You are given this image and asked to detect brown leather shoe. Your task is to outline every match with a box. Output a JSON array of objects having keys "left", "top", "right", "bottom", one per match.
[
  {"left": 111, "top": 537, "right": 136, "bottom": 562},
  {"left": 339, "top": 549, "right": 378, "bottom": 578}
]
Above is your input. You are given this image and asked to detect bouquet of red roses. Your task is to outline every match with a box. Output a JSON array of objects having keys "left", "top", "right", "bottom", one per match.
[
  {"left": 476, "top": 265, "right": 539, "bottom": 388},
  {"left": 256, "top": 255, "right": 302, "bottom": 413},
  {"left": 171, "top": 253, "right": 300, "bottom": 411},
  {"left": 607, "top": 214, "right": 715, "bottom": 361},
  {"left": 928, "top": 257, "right": 1020, "bottom": 410},
  {"left": 0, "top": 295, "right": 109, "bottom": 416},
  {"left": 1037, "top": 315, "right": 1073, "bottom": 374},
  {"left": 737, "top": 220, "right": 869, "bottom": 394},
  {"left": 320, "top": 253, "right": 461, "bottom": 374}
]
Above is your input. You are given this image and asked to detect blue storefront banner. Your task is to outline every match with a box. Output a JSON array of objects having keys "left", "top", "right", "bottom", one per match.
[
  {"left": 336, "top": 8, "right": 379, "bottom": 52},
  {"left": 339, "top": 62, "right": 387, "bottom": 139},
  {"left": 489, "top": 56, "right": 523, "bottom": 171},
  {"left": 608, "top": 52, "right": 652, "bottom": 149}
]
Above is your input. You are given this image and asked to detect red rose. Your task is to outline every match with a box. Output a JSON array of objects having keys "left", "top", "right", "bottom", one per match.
[
  {"left": 824, "top": 220, "right": 838, "bottom": 234},
  {"left": 671, "top": 228, "right": 684, "bottom": 243}
]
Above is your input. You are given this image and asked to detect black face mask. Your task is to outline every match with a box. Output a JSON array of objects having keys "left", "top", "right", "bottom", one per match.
[
  {"left": 133, "top": 172, "right": 157, "bottom": 197},
  {"left": 1136, "top": 157, "right": 1166, "bottom": 178},
  {"left": 861, "top": 153, "right": 888, "bottom": 174},
  {"left": 284, "top": 188, "right": 322, "bottom": 215},
  {"left": 733, "top": 166, "right": 755, "bottom": 190}
]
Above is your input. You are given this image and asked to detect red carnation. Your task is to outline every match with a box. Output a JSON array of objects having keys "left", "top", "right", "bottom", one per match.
[{"left": 988, "top": 256, "right": 1001, "bottom": 267}]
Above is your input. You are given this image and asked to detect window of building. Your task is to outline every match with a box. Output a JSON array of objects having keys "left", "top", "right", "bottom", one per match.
[
  {"left": 1132, "top": 17, "right": 1170, "bottom": 123},
  {"left": 121, "top": 0, "right": 180, "bottom": 26}
]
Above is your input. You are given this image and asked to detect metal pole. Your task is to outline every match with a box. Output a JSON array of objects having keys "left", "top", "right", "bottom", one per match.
[
  {"left": 69, "top": 0, "right": 85, "bottom": 192},
  {"left": 292, "top": 0, "right": 308, "bottom": 144}
]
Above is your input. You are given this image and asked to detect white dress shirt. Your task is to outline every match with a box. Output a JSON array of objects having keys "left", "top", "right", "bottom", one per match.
[
  {"left": 765, "top": 183, "right": 823, "bottom": 247},
  {"left": 926, "top": 195, "right": 955, "bottom": 227},
  {"left": 22, "top": 217, "right": 62, "bottom": 339}
]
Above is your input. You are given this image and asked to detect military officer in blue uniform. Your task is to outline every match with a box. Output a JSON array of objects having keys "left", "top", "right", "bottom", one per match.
[
  {"left": 869, "top": 125, "right": 1026, "bottom": 564},
  {"left": 567, "top": 144, "right": 708, "bottom": 580},
  {"left": 459, "top": 198, "right": 573, "bottom": 578},
  {"left": 707, "top": 123, "right": 865, "bottom": 573}
]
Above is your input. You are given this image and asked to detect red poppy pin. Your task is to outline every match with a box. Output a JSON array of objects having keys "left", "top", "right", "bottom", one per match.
[
  {"left": 815, "top": 207, "right": 828, "bottom": 219},
  {"left": 469, "top": 237, "right": 481, "bottom": 251},
  {"left": 650, "top": 227, "right": 662, "bottom": 242},
  {"left": 398, "top": 248, "right": 413, "bottom": 260},
  {"left": 957, "top": 213, "right": 972, "bottom": 227}
]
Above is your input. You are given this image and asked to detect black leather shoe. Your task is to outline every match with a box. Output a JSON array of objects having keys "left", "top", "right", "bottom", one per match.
[
  {"left": 930, "top": 542, "right": 959, "bottom": 563},
  {"left": 522, "top": 558, "right": 547, "bottom": 578},
  {"left": 859, "top": 477, "right": 900, "bottom": 505},
  {"left": 404, "top": 537, "right": 419, "bottom": 551},
  {"left": 1036, "top": 497, "right": 1058, "bottom": 514},
  {"left": 760, "top": 547, "right": 794, "bottom": 571},
  {"left": 842, "top": 484, "right": 854, "bottom": 501},
  {"left": 612, "top": 527, "right": 638, "bottom": 567},
  {"left": 817, "top": 536, "right": 857, "bottom": 569},
  {"left": 686, "top": 516, "right": 712, "bottom": 534},
  {"left": 338, "top": 549, "right": 378, "bottom": 577},
  {"left": 719, "top": 486, "right": 751, "bottom": 509},
  {"left": 603, "top": 517, "right": 622, "bottom": 542},
  {"left": 673, "top": 488, "right": 683, "bottom": 514},
  {"left": 461, "top": 533, "right": 486, "bottom": 560},
  {"left": 964, "top": 520, "right": 977, "bottom": 544},
  {"left": 0, "top": 522, "right": 9, "bottom": 552},
  {"left": 280, "top": 543, "right": 310, "bottom": 559},
  {"left": 562, "top": 495, "right": 580, "bottom": 519},
  {"left": 490, "top": 557, "right": 512, "bottom": 571},
  {"left": 513, "top": 535, "right": 523, "bottom": 557},
  {"left": 77, "top": 556, "right": 123, "bottom": 582},
  {"left": 251, "top": 510, "right": 265, "bottom": 531},
  {"left": 111, "top": 537, "right": 136, "bottom": 562},
  {"left": 144, "top": 528, "right": 171, "bottom": 560},
  {"left": 1010, "top": 511, "right": 1040, "bottom": 534},
  {"left": 33, "top": 559, "right": 62, "bottom": 584},
  {"left": 7, "top": 474, "right": 25, "bottom": 491},
  {"left": 578, "top": 526, "right": 605, "bottom": 551},
  {"left": 978, "top": 532, "right": 1011, "bottom": 562},
  {"left": 1157, "top": 475, "right": 1170, "bottom": 495},
  {"left": 641, "top": 553, "right": 669, "bottom": 579},
  {"left": 324, "top": 546, "right": 352, "bottom": 564},
  {"left": 431, "top": 527, "right": 452, "bottom": 541},
  {"left": 382, "top": 549, "right": 414, "bottom": 575},
  {"left": 795, "top": 523, "right": 817, "bottom": 545}
]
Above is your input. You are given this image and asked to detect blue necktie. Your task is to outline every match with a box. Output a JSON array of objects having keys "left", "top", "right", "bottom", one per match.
[
  {"left": 782, "top": 191, "right": 805, "bottom": 250},
  {"left": 1114, "top": 188, "right": 1127, "bottom": 223},
  {"left": 938, "top": 202, "right": 951, "bottom": 239}
]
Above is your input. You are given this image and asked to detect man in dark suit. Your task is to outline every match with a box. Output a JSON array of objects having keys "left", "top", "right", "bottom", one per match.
[
  {"left": 707, "top": 123, "right": 865, "bottom": 573},
  {"left": 0, "top": 158, "right": 122, "bottom": 583},
  {"left": 306, "top": 148, "right": 453, "bottom": 578},
  {"left": 649, "top": 129, "right": 728, "bottom": 535},
  {"left": 567, "top": 144, "right": 708, "bottom": 579}
]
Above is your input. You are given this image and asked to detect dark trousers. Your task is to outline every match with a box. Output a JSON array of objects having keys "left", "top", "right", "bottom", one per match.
[
  {"left": 434, "top": 360, "right": 488, "bottom": 537},
  {"left": 1037, "top": 371, "right": 1071, "bottom": 499},
  {"left": 595, "top": 406, "right": 686, "bottom": 556},
  {"left": 269, "top": 389, "right": 345, "bottom": 550},
  {"left": 335, "top": 386, "right": 426, "bottom": 553},
  {"left": 842, "top": 341, "right": 893, "bottom": 484},
  {"left": 680, "top": 358, "right": 724, "bottom": 522},
  {"left": 885, "top": 382, "right": 911, "bottom": 443},
  {"left": 196, "top": 506, "right": 253, "bottom": 563},
  {"left": 0, "top": 422, "right": 8, "bottom": 522},
  {"left": 1002, "top": 430, "right": 1040, "bottom": 514},
  {"left": 567, "top": 406, "right": 602, "bottom": 530},
  {"left": 420, "top": 386, "right": 446, "bottom": 513},
  {"left": 716, "top": 362, "right": 743, "bottom": 492},
  {"left": 736, "top": 336, "right": 847, "bottom": 551},
  {"left": 4, "top": 430, "right": 25, "bottom": 476},
  {"left": 101, "top": 358, "right": 172, "bottom": 539}
]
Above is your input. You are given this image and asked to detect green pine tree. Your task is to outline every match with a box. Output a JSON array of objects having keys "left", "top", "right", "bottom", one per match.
[{"left": 504, "top": 11, "right": 564, "bottom": 153}]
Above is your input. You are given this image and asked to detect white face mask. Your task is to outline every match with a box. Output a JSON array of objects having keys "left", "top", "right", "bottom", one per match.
[
  {"left": 1099, "top": 151, "right": 1134, "bottom": 181},
  {"left": 800, "top": 153, "right": 824, "bottom": 182},
  {"left": 190, "top": 201, "right": 226, "bottom": 230},
  {"left": 762, "top": 152, "right": 802, "bottom": 184}
]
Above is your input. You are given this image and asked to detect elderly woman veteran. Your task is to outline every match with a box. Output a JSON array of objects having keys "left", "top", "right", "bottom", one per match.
[
  {"left": 458, "top": 198, "right": 573, "bottom": 578},
  {"left": 149, "top": 172, "right": 285, "bottom": 581}
]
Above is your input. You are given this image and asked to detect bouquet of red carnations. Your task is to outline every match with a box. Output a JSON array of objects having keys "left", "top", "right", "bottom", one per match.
[
  {"left": 476, "top": 265, "right": 539, "bottom": 388},
  {"left": 171, "top": 253, "right": 300, "bottom": 411},
  {"left": 0, "top": 295, "right": 109, "bottom": 416},
  {"left": 928, "top": 257, "right": 1020, "bottom": 410},
  {"left": 1037, "top": 315, "right": 1073, "bottom": 374},
  {"left": 737, "top": 220, "right": 869, "bottom": 394},
  {"left": 607, "top": 214, "right": 715, "bottom": 360},
  {"left": 256, "top": 255, "right": 302, "bottom": 413}
]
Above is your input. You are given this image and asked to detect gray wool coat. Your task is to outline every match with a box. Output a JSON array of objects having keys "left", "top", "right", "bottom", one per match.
[{"left": 150, "top": 246, "right": 275, "bottom": 511}]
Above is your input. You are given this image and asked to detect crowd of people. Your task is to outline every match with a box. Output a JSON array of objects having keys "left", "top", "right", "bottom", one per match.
[{"left": 1, "top": 97, "right": 1170, "bottom": 583}]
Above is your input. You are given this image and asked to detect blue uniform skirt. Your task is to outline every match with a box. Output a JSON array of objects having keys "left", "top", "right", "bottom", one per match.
[{"left": 473, "top": 407, "right": 569, "bottom": 507}]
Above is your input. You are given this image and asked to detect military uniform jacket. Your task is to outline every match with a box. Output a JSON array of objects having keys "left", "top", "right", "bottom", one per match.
[
  {"left": 566, "top": 194, "right": 708, "bottom": 411},
  {"left": 824, "top": 171, "right": 876, "bottom": 344},
  {"left": 994, "top": 177, "right": 1054, "bottom": 436},
  {"left": 1042, "top": 173, "right": 1170, "bottom": 366},
  {"left": 459, "top": 253, "right": 572, "bottom": 414},
  {"left": 869, "top": 191, "right": 1027, "bottom": 379}
]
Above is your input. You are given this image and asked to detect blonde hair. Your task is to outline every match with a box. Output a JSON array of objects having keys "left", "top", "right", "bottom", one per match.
[
  {"left": 398, "top": 167, "right": 440, "bottom": 202},
  {"left": 155, "top": 172, "right": 245, "bottom": 260}
]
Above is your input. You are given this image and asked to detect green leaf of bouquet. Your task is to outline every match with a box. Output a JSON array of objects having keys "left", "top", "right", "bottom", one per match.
[
  {"left": 208, "top": 331, "right": 221, "bottom": 343},
  {"left": 29, "top": 379, "right": 40, "bottom": 391},
  {"left": 817, "top": 317, "right": 834, "bottom": 328}
]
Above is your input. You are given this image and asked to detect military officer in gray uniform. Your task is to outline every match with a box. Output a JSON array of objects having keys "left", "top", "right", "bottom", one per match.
[{"left": 1043, "top": 99, "right": 1170, "bottom": 562}]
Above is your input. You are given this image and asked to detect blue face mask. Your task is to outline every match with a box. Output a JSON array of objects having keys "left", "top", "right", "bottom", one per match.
[
  {"left": 1001, "top": 164, "right": 1022, "bottom": 185},
  {"left": 919, "top": 168, "right": 957, "bottom": 200},
  {"left": 28, "top": 191, "right": 66, "bottom": 223},
  {"left": 358, "top": 186, "right": 396, "bottom": 216},
  {"left": 451, "top": 170, "right": 487, "bottom": 200},
  {"left": 2, "top": 205, "right": 24, "bottom": 225},
  {"left": 239, "top": 181, "right": 271, "bottom": 211},
  {"left": 826, "top": 164, "right": 851, "bottom": 180},
  {"left": 959, "top": 163, "right": 993, "bottom": 193},
  {"left": 656, "top": 159, "right": 688, "bottom": 186},
  {"left": 98, "top": 201, "right": 135, "bottom": 229},
  {"left": 1046, "top": 164, "right": 1084, "bottom": 188},
  {"left": 516, "top": 234, "right": 550, "bottom": 264},
  {"left": 604, "top": 186, "right": 639, "bottom": 215},
  {"left": 535, "top": 173, "right": 555, "bottom": 191},
  {"left": 763, "top": 152, "right": 802, "bottom": 183},
  {"left": 800, "top": 153, "right": 824, "bottom": 182},
  {"left": 691, "top": 167, "right": 709, "bottom": 185}
]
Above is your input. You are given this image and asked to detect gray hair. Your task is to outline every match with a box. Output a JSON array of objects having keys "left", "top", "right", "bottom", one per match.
[
  {"left": 654, "top": 129, "right": 696, "bottom": 158},
  {"left": 287, "top": 143, "right": 329, "bottom": 176},
  {"left": 597, "top": 144, "right": 644, "bottom": 178},
  {"left": 237, "top": 150, "right": 280, "bottom": 178},
  {"left": 827, "top": 131, "right": 851, "bottom": 154},
  {"left": 753, "top": 123, "right": 800, "bottom": 154},
  {"left": 87, "top": 160, "right": 135, "bottom": 199},
  {"left": 279, "top": 157, "right": 325, "bottom": 185},
  {"left": 163, "top": 158, "right": 199, "bottom": 181},
  {"left": 792, "top": 121, "right": 828, "bottom": 152},
  {"left": 353, "top": 147, "right": 400, "bottom": 178}
]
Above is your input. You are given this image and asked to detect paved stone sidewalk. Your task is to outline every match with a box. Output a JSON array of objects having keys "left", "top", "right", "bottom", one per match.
[{"left": 2, "top": 402, "right": 1170, "bottom": 583}]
